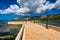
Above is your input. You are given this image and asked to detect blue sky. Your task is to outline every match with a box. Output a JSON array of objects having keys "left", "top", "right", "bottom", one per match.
[{"left": 0, "top": 0, "right": 60, "bottom": 20}]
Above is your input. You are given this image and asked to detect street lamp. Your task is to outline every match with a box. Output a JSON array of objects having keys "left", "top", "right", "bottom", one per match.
[{"left": 46, "top": 10, "right": 48, "bottom": 29}]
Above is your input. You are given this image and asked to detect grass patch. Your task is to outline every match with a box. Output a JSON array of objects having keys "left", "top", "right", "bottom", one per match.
[{"left": 0, "top": 35, "right": 15, "bottom": 40}]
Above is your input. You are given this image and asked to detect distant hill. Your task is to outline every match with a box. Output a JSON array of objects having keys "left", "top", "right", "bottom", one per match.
[
  {"left": 12, "top": 14, "right": 60, "bottom": 20},
  {"left": 12, "top": 18, "right": 29, "bottom": 21},
  {"left": 49, "top": 14, "right": 60, "bottom": 20},
  {"left": 40, "top": 14, "right": 60, "bottom": 20},
  {"left": 27, "top": 14, "right": 60, "bottom": 20}
]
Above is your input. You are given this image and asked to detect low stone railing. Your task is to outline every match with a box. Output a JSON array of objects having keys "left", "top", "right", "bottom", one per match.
[{"left": 15, "top": 22, "right": 25, "bottom": 40}]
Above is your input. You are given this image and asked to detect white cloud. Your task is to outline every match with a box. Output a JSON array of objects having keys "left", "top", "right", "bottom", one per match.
[
  {"left": 0, "top": 4, "right": 30, "bottom": 15},
  {"left": 17, "top": 0, "right": 46, "bottom": 4},
  {"left": 0, "top": 0, "right": 60, "bottom": 15},
  {"left": 16, "top": 7, "right": 30, "bottom": 14},
  {"left": 36, "top": 2, "right": 55, "bottom": 13},
  {"left": 17, "top": 0, "right": 46, "bottom": 12},
  {"left": 55, "top": 0, "right": 60, "bottom": 8},
  {"left": 36, "top": 0, "right": 60, "bottom": 13},
  {"left": 17, "top": 0, "right": 60, "bottom": 13},
  {"left": 0, "top": 5, "right": 19, "bottom": 14}
]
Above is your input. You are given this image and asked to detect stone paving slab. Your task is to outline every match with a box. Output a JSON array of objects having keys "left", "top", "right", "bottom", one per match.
[{"left": 22, "top": 22, "right": 60, "bottom": 40}]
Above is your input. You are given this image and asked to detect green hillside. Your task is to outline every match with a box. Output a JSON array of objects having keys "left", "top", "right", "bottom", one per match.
[
  {"left": 41, "top": 14, "right": 60, "bottom": 20},
  {"left": 28, "top": 14, "right": 60, "bottom": 20},
  {"left": 48, "top": 14, "right": 60, "bottom": 20}
]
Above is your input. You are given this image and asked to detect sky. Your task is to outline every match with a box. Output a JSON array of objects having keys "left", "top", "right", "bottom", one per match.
[{"left": 0, "top": 0, "right": 60, "bottom": 20}]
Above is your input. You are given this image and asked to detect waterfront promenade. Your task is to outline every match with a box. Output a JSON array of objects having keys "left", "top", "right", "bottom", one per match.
[{"left": 16, "top": 21, "right": 60, "bottom": 40}]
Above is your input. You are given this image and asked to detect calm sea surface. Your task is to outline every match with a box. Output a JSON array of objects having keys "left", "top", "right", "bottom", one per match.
[
  {"left": 39, "top": 20, "right": 60, "bottom": 27},
  {"left": 0, "top": 20, "right": 22, "bottom": 35}
]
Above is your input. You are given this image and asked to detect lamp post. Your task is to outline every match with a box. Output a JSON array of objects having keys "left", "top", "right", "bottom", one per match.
[{"left": 46, "top": 10, "right": 48, "bottom": 29}]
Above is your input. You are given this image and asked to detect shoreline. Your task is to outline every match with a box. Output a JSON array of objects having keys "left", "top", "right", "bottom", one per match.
[{"left": 36, "top": 22, "right": 60, "bottom": 32}]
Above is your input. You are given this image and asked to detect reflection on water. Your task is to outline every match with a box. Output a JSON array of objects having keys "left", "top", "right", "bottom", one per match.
[{"left": 0, "top": 21, "right": 22, "bottom": 40}]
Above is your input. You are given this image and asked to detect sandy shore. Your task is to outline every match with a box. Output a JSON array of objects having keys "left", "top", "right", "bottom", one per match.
[{"left": 22, "top": 22, "right": 60, "bottom": 40}]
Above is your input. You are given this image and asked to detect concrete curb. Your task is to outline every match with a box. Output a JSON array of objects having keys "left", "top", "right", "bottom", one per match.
[{"left": 15, "top": 22, "right": 25, "bottom": 40}]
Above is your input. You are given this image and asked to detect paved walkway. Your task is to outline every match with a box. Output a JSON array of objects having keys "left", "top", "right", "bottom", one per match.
[{"left": 22, "top": 22, "right": 60, "bottom": 40}]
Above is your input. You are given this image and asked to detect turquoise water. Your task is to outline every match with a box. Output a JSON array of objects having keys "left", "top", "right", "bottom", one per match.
[
  {"left": 0, "top": 20, "right": 22, "bottom": 40},
  {"left": 0, "top": 21, "right": 21, "bottom": 36}
]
